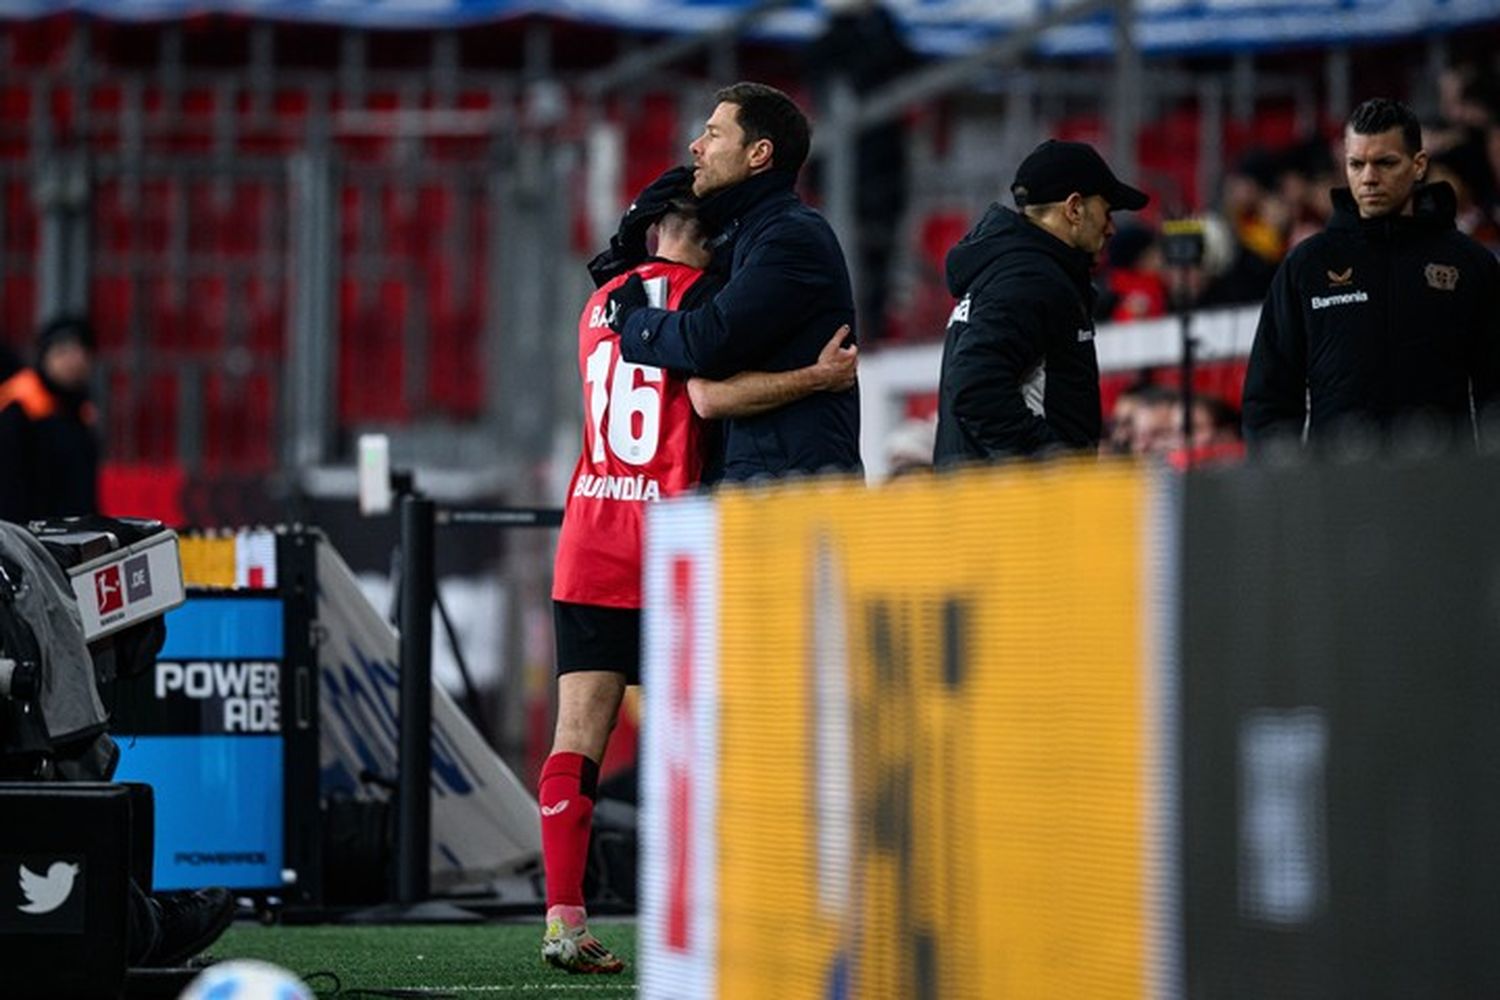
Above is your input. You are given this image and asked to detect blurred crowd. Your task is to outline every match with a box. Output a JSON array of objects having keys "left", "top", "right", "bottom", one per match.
[
  {"left": 1096, "top": 58, "right": 1500, "bottom": 329},
  {"left": 1075, "top": 58, "right": 1500, "bottom": 465},
  {"left": 1103, "top": 381, "right": 1243, "bottom": 465}
]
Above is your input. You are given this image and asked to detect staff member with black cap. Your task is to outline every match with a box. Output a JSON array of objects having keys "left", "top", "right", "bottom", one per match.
[{"left": 934, "top": 139, "right": 1149, "bottom": 465}]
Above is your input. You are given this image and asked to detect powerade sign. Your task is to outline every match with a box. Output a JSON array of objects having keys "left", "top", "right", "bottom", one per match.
[
  {"left": 112, "top": 596, "right": 285, "bottom": 891},
  {"left": 154, "top": 661, "right": 282, "bottom": 733}
]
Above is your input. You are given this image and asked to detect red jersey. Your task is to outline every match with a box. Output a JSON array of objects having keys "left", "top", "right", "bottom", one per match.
[{"left": 552, "top": 261, "right": 707, "bottom": 608}]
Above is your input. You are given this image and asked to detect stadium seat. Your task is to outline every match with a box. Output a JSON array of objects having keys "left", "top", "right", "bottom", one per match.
[
  {"left": 184, "top": 274, "right": 228, "bottom": 353},
  {"left": 339, "top": 278, "right": 409, "bottom": 423},
  {"left": 144, "top": 273, "right": 186, "bottom": 350},
  {"left": 887, "top": 209, "right": 970, "bottom": 342},
  {"left": 94, "top": 180, "right": 135, "bottom": 254},
  {"left": 1, "top": 274, "right": 35, "bottom": 347},
  {"left": 202, "top": 371, "right": 275, "bottom": 473},
  {"left": 220, "top": 180, "right": 273, "bottom": 257},
  {"left": 0, "top": 86, "right": 31, "bottom": 158},
  {"left": 109, "top": 369, "right": 179, "bottom": 464},
  {"left": 4, "top": 181, "right": 37, "bottom": 252},
  {"left": 135, "top": 178, "right": 173, "bottom": 255},
  {"left": 89, "top": 275, "right": 131, "bottom": 352},
  {"left": 426, "top": 256, "right": 485, "bottom": 418},
  {"left": 622, "top": 92, "right": 681, "bottom": 207},
  {"left": 1137, "top": 106, "right": 1201, "bottom": 215},
  {"left": 86, "top": 83, "right": 123, "bottom": 153},
  {"left": 245, "top": 276, "right": 285, "bottom": 358}
]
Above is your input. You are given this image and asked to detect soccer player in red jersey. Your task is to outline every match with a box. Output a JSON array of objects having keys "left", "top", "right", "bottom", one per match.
[{"left": 540, "top": 193, "right": 855, "bottom": 973}]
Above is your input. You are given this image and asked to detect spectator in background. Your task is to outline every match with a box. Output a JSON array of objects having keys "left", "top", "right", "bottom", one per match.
[
  {"left": 1427, "top": 140, "right": 1500, "bottom": 248},
  {"left": 1096, "top": 224, "right": 1167, "bottom": 322},
  {"left": 1483, "top": 113, "right": 1500, "bottom": 234},
  {"left": 1106, "top": 381, "right": 1246, "bottom": 462},
  {"left": 1243, "top": 98, "right": 1500, "bottom": 451},
  {"left": 0, "top": 316, "right": 100, "bottom": 523},
  {"left": 1104, "top": 379, "right": 1151, "bottom": 454},
  {"left": 883, "top": 413, "right": 937, "bottom": 477},
  {"left": 1429, "top": 63, "right": 1500, "bottom": 244},
  {"left": 1170, "top": 392, "right": 1246, "bottom": 465},
  {"left": 1199, "top": 149, "right": 1288, "bottom": 306},
  {"left": 1437, "top": 60, "right": 1500, "bottom": 133},
  {"left": 1280, "top": 137, "right": 1337, "bottom": 248},
  {"left": 808, "top": 0, "right": 918, "bottom": 343},
  {"left": 1125, "top": 383, "right": 1180, "bottom": 456},
  {"left": 934, "top": 140, "right": 1149, "bottom": 465}
]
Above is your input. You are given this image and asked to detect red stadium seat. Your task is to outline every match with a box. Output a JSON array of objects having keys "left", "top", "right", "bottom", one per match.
[
  {"left": 202, "top": 371, "right": 275, "bottom": 473},
  {"left": 887, "top": 209, "right": 970, "bottom": 342},
  {"left": 7, "top": 17, "right": 74, "bottom": 70},
  {"left": 135, "top": 178, "right": 173, "bottom": 254},
  {"left": 94, "top": 180, "right": 135, "bottom": 254},
  {"left": 245, "top": 276, "right": 285, "bottom": 358},
  {"left": 622, "top": 92, "right": 682, "bottom": 208},
  {"left": 1137, "top": 106, "right": 1201, "bottom": 216},
  {"left": 89, "top": 275, "right": 132, "bottom": 352},
  {"left": 221, "top": 180, "right": 273, "bottom": 257},
  {"left": 184, "top": 274, "right": 229, "bottom": 353},
  {"left": 4, "top": 180, "right": 37, "bottom": 254},
  {"left": 144, "top": 273, "right": 186, "bottom": 350},
  {"left": 339, "top": 278, "right": 409, "bottom": 423},
  {"left": 1, "top": 275, "right": 35, "bottom": 348},
  {"left": 109, "top": 369, "right": 179, "bottom": 464},
  {"left": 0, "top": 87, "right": 31, "bottom": 159},
  {"left": 425, "top": 259, "right": 485, "bottom": 418}
]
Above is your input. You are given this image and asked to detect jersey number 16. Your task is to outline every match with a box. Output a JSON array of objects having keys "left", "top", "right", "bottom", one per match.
[{"left": 585, "top": 340, "right": 662, "bottom": 466}]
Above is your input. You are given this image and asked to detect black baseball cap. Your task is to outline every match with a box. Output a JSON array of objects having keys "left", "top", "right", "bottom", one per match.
[{"left": 1011, "top": 140, "right": 1149, "bottom": 211}]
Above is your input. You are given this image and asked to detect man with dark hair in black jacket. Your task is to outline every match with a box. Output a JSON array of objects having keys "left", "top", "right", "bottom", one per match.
[
  {"left": 934, "top": 140, "right": 1149, "bottom": 466},
  {"left": 1243, "top": 97, "right": 1500, "bottom": 451},
  {"left": 606, "top": 82, "right": 862, "bottom": 483}
]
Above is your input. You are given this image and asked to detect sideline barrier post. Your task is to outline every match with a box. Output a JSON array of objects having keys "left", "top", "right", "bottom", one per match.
[
  {"left": 376, "top": 483, "right": 561, "bottom": 918},
  {"left": 395, "top": 492, "right": 436, "bottom": 906}
]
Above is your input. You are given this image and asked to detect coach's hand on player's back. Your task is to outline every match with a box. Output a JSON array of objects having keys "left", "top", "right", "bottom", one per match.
[
  {"left": 606, "top": 274, "right": 649, "bottom": 333},
  {"left": 812, "top": 324, "right": 858, "bottom": 392}
]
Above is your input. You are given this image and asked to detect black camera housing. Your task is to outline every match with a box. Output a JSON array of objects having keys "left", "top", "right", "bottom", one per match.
[{"left": 1161, "top": 220, "right": 1207, "bottom": 268}]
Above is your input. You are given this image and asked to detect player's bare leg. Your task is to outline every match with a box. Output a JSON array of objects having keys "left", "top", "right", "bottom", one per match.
[{"left": 539, "top": 670, "right": 627, "bottom": 974}]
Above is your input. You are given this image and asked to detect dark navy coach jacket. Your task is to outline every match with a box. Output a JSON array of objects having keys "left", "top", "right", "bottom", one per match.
[{"left": 617, "top": 169, "right": 862, "bottom": 483}]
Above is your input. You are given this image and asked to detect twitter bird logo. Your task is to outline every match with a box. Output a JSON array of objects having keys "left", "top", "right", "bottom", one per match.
[{"left": 18, "top": 861, "right": 80, "bottom": 915}]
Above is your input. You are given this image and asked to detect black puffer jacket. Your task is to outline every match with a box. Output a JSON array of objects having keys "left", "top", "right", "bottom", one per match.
[
  {"left": 617, "top": 170, "right": 861, "bottom": 483},
  {"left": 1243, "top": 183, "right": 1500, "bottom": 449},
  {"left": 934, "top": 204, "right": 1101, "bottom": 466}
]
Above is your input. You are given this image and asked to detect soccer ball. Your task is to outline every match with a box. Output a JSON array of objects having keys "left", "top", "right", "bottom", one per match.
[{"left": 179, "top": 959, "right": 314, "bottom": 1000}]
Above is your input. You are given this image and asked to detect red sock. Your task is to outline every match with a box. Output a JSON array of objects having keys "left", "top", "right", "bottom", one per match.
[{"left": 539, "top": 751, "right": 599, "bottom": 909}]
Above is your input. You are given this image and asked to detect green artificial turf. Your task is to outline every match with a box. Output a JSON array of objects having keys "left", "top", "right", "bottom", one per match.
[{"left": 206, "top": 920, "right": 637, "bottom": 998}]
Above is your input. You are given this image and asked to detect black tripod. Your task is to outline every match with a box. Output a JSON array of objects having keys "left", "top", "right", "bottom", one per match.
[{"left": 1161, "top": 220, "right": 1208, "bottom": 467}]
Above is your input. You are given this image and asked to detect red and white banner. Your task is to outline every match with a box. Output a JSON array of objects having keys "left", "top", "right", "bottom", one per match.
[{"left": 640, "top": 496, "right": 720, "bottom": 1000}]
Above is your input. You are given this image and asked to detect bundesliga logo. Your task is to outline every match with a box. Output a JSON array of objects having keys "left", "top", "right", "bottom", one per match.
[{"left": 94, "top": 566, "right": 123, "bottom": 615}]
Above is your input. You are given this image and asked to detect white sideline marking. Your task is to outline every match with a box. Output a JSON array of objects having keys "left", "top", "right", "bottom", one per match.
[{"left": 403, "top": 986, "right": 635, "bottom": 994}]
